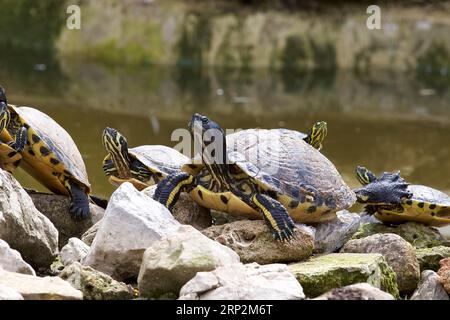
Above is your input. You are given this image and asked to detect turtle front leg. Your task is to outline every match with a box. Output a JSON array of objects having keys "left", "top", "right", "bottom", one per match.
[
  {"left": 66, "top": 180, "right": 90, "bottom": 220},
  {"left": 248, "top": 193, "right": 296, "bottom": 241},
  {"left": 154, "top": 172, "right": 195, "bottom": 211},
  {"left": 8, "top": 126, "right": 28, "bottom": 153}
]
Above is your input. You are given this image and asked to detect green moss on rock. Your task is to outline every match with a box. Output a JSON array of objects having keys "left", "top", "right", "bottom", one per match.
[
  {"left": 288, "top": 253, "right": 399, "bottom": 298},
  {"left": 415, "top": 246, "right": 450, "bottom": 272}
]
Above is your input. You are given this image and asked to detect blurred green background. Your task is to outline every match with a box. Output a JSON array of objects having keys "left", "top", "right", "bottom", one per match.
[{"left": 0, "top": 0, "right": 449, "bottom": 204}]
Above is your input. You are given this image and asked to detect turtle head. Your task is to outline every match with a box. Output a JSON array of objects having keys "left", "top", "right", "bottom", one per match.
[
  {"left": 189, "top": 113, "right": 227, "bottom": 165},
  {"left": 354, "top": 170, "right": 412, "bottom": 205},
  {"left": 304, "top": 121, "right": 327, "bottom": 150},
  {"left": 0, "top": 86, "right": 10, "bottom": 133},
  {"left": 102, "top": 127, "right": 131, "bottom": 178}
]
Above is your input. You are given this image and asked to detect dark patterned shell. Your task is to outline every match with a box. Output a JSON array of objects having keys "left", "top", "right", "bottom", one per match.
[
  {"left": 409, "top": 185, "right": 450, "bottom": 206},
  {"left": 130, "top": 145, "right": 189, "bottom": 176},
  {"left": 14, "top": 106, "right": 90, "bottom": 188},
  {"left": 226, "top": 128, "right": 355, "bottom": 210}
]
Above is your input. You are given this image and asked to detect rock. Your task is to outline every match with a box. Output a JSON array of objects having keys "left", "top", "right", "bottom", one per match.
[
  {"left": 60, "top": 262, "right": 133, "bottom": 300},
  {"left": 0, "top": 284, "right": 23, "bottom": 300},
  {"left": 353, "top": 222, "right": 450, "bottom": 249},
  {"left": 83, "top": 182, "right": 180, "bottom": 280},
  {"left": 81, "top": 220, "right": 102, "bottom": 246},
  {"left": 0, "top": 169, "right": 58, "bottom": 268},
  {"left": 142, "top": 186, "right": 212, "bottom": 230},
  {"left": 341, "top": 233, "right": 420, "bottom": 293},
  {"left": 202, "top": 220, "right": 314, "bottom": 264},
  {"left": 0, "top": 269, "right": 82, "bottom": 300},
  {"left": 314, "top": 283, "right": 395, "bottom": 300},
  {"left": 60, "top": 238, "right": 90, "bottom": 266},
  {"left": 289, "top": 253, "right": 399, "bottom": 298},
  {"left": 138, "top": 225, "right": 240, "bottom": 299},
  {"left": 415, "top": 246, "right": 450, "bottom": 272},
  {"left": 179, "top": 263, "right": 305, "bottom": 300},
  {"left": 314, "top": 210, "right": 361, "bottom": 254},
  {"left": 437, "top": 258, "right": 450, "bottom": 294},
  {"left": 0, "top": 239, "right": 35, "bottom": 275},
  {"left": 411, "top": 270, "right": 449, "bottom": 300},
  {"left": 29, "top": 193, "right": 105, "bottom": 249}
]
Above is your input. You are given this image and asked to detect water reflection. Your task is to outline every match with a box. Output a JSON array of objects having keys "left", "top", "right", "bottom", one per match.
[{"left": 0, "top": 57, "right": 449, "bottom": 199}]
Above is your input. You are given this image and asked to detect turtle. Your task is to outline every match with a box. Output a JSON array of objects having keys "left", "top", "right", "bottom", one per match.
[
  {"left": 154, "top": 113, "right": 355, "bottom": 241},
  {"left": 354, "top": 166, "right": 450, "bottom": 226},
  {"left": 102, "top": 127, "right": 190, "bottom": 190},
  {"left": 0, "top": 86, "right": 93, "bottom": 219},
  {"left": 101, "top": 121, "right": 326, "bottom": 191}
]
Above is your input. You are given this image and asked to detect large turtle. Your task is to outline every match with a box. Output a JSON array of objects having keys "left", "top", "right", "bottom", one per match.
[
  {"left": 154, "top": 113, "right": 355, "bottom": 241},
  {"left": 354, "top": 166, "right": 450, "bottom": 226},
  {"left": 102, "top": 127, "right": 190, "bottom": 190},
  {"left": 0, "top": 86, "right": 93, "bottom": 219},
  {"left": 101, "top": 121, "right": 326, "bottom": 190}
]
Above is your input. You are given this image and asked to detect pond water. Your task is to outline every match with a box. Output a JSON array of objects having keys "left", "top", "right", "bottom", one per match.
[{"left": 1, "top": 58, "right": 449, "bottom": 206}]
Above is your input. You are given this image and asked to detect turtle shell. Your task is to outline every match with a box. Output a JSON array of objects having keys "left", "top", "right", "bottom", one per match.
[
  {"left": 375, "top": 184, "right": 450, "bottom": 226},
  {"left": 129, "top": 145, "right": 189, "bottom": 176},
  {"left": 11, "top": 106, "right": 90, "bottom": 194}
]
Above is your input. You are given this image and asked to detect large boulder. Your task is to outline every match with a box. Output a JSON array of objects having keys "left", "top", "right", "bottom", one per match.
[
  {"left": 0, "top": 239, "right": 35, "bottom": 275},
  {"left": 437, "top": 258, "right": 450, "bottom": 294},
  {"left": 0, "top": 284, "right": 23, "bottom": 300},
  {"left": 353, "top": 222, "right": 450, "bottom": 249},
  {"left": 0, "top": 169, "right": 58, "bottom": 268},
  {"left": 289, "top": 253, "right": 399, "bottom": 298},
  {"left": 28, "top": 193, "right": 105, "bottom": 249},
  {"left": 142, "top": 186, "right": 212, "bottom": 230},
  {"left": 410, "top": 270, "right": 449, "bottom": 300},
  {"left": 138, "top": 225, "right": 240, "bottom": 299},
  {"left": 314, "top": 210, "right": 361, "bottom": 254},
  {"left": 341, "top": 233, "right": 420, "bottom": 293},
  {"left": 202, "top": 220, "right": 314, "bottom": 264},
  {"left": 60, "top": 262, "right": 134, "bottom": 300},
  {"left": 0, "top": 269, "right": 82, "bottom": 300},
  {"left": 314, "top": 283, "right": 395, "bottom": 300},
  {"left": 179, "top": 263, "right": 304, "bottom": 300},
  {"left": 83, "top": 182, "right": 180, "bottom": 280},
  {"left": 415, "top": 246, "right": 450, "bottom": 272},
  {"left": 60, "top": 238, "right": 90, "bottom": 266}
]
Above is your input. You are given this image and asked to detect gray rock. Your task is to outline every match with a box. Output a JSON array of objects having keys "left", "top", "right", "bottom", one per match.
[
  {"left": 411, "top": 270, "right": 449, "bottom": 300},
  {"left": 314, "top": 210, "right": 361, "bottom": 254},
  {"left": 83, "top": 182, "right": 180, "bottom": 280},
  {"left": 138, "top": 225, "right": 240, "bottom": 299},
  {"left": 342, "top": 233, "right": 420, "bottom": 293},
  {"left": 0, "top": 239, "right": 35, "bottom": 275},
  {"left": 202, "top": 220, "right": 314, "bottom": 264},
  {"left": 0, "top": 284, "right": 23, "bottom": 300},
  {"left": 0, "top": 269, "right": 82, "bottom": 300},
  {"left": 29, "top": 193, "right": 105, "bottom": 249},
  {"left": 289, "top": 253, "right": 399, "bottom": 298},
  {"left": 81, "top": 221, "right": 102, "bottom": 246},
  {"left": 0, "top": 169, "right": 58, "bottom": 268},
  {"left": 60, "top": 262, "right": 134, "bottom": 300},
  {"left": 437, "top": 258, "right": 450, "bottom": 294},
  {"left": 60, "top": 238, "right": 90, "bottom": 266},
  {"left": 314, "top": 283, "right": 395, "bottom": 300},
  {"left": 179, "top": 263, "right": 305, "bottom": 300},
  {"left": 142, "top": 186, "right": 212, "bottom": 230},
  {"left": 415, "top": 246, "right": 450, "bottom": 272}
]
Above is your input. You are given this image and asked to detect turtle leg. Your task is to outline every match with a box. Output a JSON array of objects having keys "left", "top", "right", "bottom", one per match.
[
  {"left": 248, "top": 193, "right": 296, "bottom": 241},
  {"left": 66, "top": 180, "right": 90, "bottom": 220},
  {"left": 0, "top": 143, "right": 22, "bottom": 172},
  {"left": 154, "top": 172, "right": 195, "bottom": 211},
  {"left": 8, "top": 126, "right": 28, "bottom": 153}
]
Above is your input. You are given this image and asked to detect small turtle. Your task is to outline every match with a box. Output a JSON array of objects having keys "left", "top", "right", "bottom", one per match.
[
  {"left": 102, "top": 127, "right": 190, "bottom": 190},
  {"left": 0, "top": 86, "right": 93, "bottom": 219},
  {"left": 154, "top": 113, "right": 355, "bottom": 241},
  {"left": 354, "top": 166, "right": 450, "bottom": 226}
]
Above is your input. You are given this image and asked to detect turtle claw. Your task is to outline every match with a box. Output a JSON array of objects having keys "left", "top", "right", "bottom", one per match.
[{"left": 69, "top": 203, "right": 90, "bottom": 220}]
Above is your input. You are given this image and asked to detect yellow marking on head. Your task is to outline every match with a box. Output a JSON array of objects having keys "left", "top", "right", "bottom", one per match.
[{"left": 252, "top": 195, "right": 281, "bottom": 233}]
